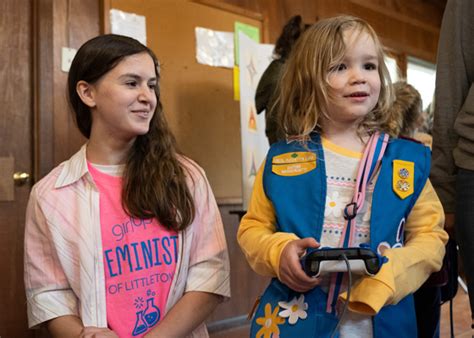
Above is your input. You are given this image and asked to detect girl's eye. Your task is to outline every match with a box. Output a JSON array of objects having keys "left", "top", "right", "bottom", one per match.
[
  {"left": 148, "top": 83, "right": 157, "bottom": 90},
  {"left": 126, "top": 81, "right": 138, "bottom": 87},
  {"left": 330, "top": 64, "right": 346, "bottom": 72},
  {"left": 364, "top": 63, "right": 377, "bottom": 70}
]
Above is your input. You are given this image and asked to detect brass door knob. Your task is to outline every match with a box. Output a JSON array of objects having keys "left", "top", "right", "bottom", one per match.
[{"left": 13, "top": 172, "right": 30, "bottom": 186}]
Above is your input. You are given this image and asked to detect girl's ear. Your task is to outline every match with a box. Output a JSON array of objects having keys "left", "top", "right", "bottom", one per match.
[{"left": 76, "top": 80, "right": 96, "bottom": 108}]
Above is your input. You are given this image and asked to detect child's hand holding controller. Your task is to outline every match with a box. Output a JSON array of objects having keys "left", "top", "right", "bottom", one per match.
[{"left": 279, "top": 237, "right": 322, "bottom": 292}]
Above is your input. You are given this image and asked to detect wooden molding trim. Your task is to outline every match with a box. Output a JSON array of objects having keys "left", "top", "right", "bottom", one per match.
[
  {"left": 384, "top": 47, "right": 408, "bottom": 79},
  {"left": 192, "top": 0, "right": 263, "bottom": 21},
  {"left": 33, "top": 0, "right": 55, "bottom": 181},
  {"left": 100, "top": 0, "right": 111, "bottom": 34},
  {"left": 349, "top": 0, "right": 440, "bottom": 34},
  {"left": 262, "top": 12, "right": 270, "bottom": 43},
  {"left": 32, "top": 0, "right": 39, "bottom": 183}
]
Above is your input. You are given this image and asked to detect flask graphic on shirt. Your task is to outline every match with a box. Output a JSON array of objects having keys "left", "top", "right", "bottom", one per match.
[
  {"left": 132, "top": 310, "right": 148, "bottom": 336},
  {"left": 143, "top": 297, "right": 160, "bottom": 327}
]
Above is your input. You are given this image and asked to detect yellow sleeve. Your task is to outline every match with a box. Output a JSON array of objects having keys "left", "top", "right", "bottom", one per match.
[
  {"left": 237, "top": 163, "right": 299, "bottom": 278},
  {"left": 340, "top": 179, "right": 449, "bottom": 315}
]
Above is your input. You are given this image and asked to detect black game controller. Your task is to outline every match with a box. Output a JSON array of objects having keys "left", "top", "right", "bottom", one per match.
[{"left": 301, "top": 247, "right": 381, "bottom": 277}]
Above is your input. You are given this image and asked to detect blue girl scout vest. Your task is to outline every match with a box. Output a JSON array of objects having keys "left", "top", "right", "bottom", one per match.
[{"left": 250, "top": 133, "right": 431, "bottom": 338}]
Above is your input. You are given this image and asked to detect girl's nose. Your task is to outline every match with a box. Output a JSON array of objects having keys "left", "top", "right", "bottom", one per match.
[{"left": 350, "top": 69, "right": 366, "bottom": 84}]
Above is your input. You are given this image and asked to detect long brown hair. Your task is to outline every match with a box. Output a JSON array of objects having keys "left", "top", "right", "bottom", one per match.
[
  {"left": 68, "top": 34, "right": 195, "bottom": 230},
  {"left": 276, "top": 16, "right": 395, "bottom": 139}
]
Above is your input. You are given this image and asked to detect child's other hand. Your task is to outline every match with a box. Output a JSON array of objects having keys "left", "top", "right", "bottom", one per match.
[{"left": 279, "top": 238, "right": 321, "bottom": 292}]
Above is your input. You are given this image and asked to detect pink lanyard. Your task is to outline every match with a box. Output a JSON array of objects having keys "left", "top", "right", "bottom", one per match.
[
  {"left": 339, "top": 132, "right": 389, "bottom": 247},
  {"left": 326, "top": 132, "right": 389, "bottom": 314}
]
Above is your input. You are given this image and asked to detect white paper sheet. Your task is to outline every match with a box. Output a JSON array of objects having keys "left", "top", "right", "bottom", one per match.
[
  {"left": 195, "top": 27, "right": 234, "bottom": 68},
  {"left": 110, "top": 9, "right": 147, "bottom": 46},
  {"left": 238, "top": 32, "right": 274, "bottom": 209}
]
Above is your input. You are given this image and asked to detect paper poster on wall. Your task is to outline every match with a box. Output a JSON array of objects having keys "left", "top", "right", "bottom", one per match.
[
  {"left": 238, "top": 32, "right": 274, "bottom": 209},
  {"left": 233, "top": 22, "right": 260, "bottom": 101},
  {"left": 234, "top": 22, "right": 260, "bottom": 66},
  {"left": 110, "top": 9, "right": 147, "bottom": 46},
  {"left": 195, "top": 27, "right": 234, "bottom": 68}
]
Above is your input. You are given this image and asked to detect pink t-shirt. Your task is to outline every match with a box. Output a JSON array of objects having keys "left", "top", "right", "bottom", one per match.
[{"left": 88, "top": 163, "right": 178, "bottom": 337}]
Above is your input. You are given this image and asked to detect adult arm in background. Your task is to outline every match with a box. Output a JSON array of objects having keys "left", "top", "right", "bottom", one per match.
[
  {"left": 431, "top": 0, "right": 474, "bottom": 229},
  {"left": 255, "top": 59, "right": 286, "bottom": 144},
  {"left": 255, "top": 59, "right": 284, "bottom": 114}
]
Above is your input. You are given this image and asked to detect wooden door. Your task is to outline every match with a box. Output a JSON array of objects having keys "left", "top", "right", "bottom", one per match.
[{"left": 0, "top": 0, "right": 34, "bottom": 337}]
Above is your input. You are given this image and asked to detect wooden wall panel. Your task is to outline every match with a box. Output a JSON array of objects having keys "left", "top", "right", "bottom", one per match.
[
  {"left": 219, "top": 0, "right": 445, "bottom": 63},
  {"left": 317, "top": 0, "right": 441, "bottom": 63},
  {"left": 0, "top": 0, "right": 34, "bottom": 337},
  {"left": 36, "top": 0, "right": 99, "bottom": 180},
  {"left": 52, "top": 0, "right": 99, "bottom": 168},
  {"left": 351, "top": 0, "right": 444, "bottom": 27},
  {"left": 35, "top": 0, "right": 55, "bottom": 180}
]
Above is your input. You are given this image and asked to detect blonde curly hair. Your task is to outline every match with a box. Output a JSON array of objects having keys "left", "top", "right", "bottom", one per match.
[{"left": 275, "top": 15, "right": 395, "bottom": 140}]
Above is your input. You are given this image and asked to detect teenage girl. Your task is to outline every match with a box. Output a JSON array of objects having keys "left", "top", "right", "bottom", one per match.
[
  {"left": 24, "top": 34, "right": 230, "bottom": 338},
  {"left": 238, "top": 16, "right": 447, "bottom": 338}
]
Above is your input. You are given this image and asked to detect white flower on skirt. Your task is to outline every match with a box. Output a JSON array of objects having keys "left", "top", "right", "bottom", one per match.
[{"left": 278, "top": 295, "right": 308, "bottom": 325}]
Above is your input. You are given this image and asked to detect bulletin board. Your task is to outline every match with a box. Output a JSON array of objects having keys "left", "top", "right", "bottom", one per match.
[{"left": 104, "top": 0, "right": 263, "bottom": 203}]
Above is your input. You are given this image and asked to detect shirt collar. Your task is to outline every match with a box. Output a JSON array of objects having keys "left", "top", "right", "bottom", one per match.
[{"left": 54, "top": 144, "right": 92, "bottom": 188}]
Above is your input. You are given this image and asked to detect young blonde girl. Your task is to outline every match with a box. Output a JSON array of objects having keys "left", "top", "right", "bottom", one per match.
[{"left": 238, "top": 16, "right": 447, "bottom": 338}]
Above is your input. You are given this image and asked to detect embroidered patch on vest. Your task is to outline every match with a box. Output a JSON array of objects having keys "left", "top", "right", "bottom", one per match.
[
  {"left": 272, "top": 152, "right": 316, "bottom": 176},
  {"left": 392, "top": 160, "right": 414, "bottom": 199}
]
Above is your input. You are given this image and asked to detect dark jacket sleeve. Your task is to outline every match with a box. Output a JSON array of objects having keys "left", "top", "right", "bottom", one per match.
[
  {"left": 255, "top": 59, "right": 284, "bottom": 114},
  {"left": 431, "top": 0, "right": 474, "bottom": 212}
]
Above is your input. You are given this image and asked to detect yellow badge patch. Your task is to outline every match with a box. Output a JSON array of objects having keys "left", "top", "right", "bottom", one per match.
[
  {"left": 272, "top": 152, "right": 316, "bottom": 176},
  {"left": 392, "top": 160, "right": 414, "bottom": 199}
]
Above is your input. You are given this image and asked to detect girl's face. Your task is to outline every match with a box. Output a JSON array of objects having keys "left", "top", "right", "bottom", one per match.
[
  {"left": 87, "top": 52, "right": 158, "bottom": 143},
  {"left": 326, "top": 29, "right": 381, "bottom": 127}
]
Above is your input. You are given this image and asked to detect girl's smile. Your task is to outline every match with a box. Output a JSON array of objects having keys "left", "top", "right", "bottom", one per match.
[{"left": 344, "top": 91, "right": 370, "bottom": 102}]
